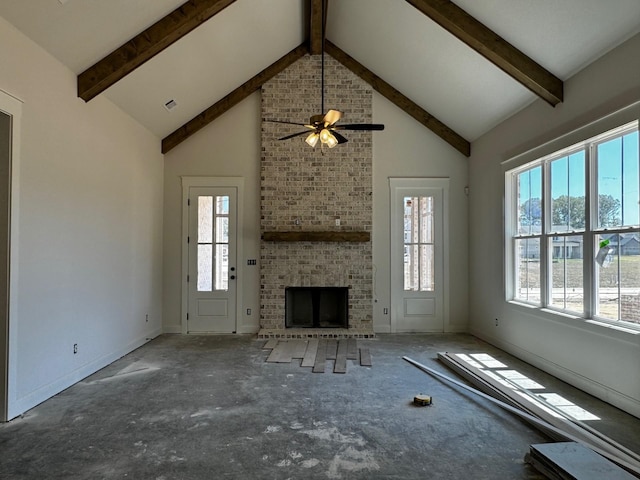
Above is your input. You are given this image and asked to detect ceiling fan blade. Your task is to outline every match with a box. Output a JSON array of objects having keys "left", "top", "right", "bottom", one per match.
[
  {"left": 323, "top": 109, "right": 342, "bottom": 127},
  {"left": 333, "top": 123, "right": 385, "bottom": 131},
  {"left": 332, "top": 131, "right": 348, "bottom": 144},
  {"left": 278, "top": 130, "right": 313, "bottom": 141}
]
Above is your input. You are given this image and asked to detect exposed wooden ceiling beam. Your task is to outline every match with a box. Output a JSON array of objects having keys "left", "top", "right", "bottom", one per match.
[
  {"left": 405, "top": 0, "right": 563, "bottom": 106},
  {"left": 325, "top": 41, "right": 470, "bottom": 156},
  {"left": 162, "top": 44, "right": 309, "bottom": 154},
  {"left": 78, "top": 0, "right": 236, "bottom": 102},
  {"left": 309, "top": 0, "right": 328, "bottom": 55}
]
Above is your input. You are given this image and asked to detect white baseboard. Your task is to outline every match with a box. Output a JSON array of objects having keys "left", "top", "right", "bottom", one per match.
[
  {"left": 445, "top": 325, "right": 468, "bottom": 333},
  {"left": 162, "top": 325, "right": 182, "bottom": 334},
  {"left": 7, "top": 328, "right": 162, "bottom": 420},
  {"left": 470, "top": 328, "right": 640, "bottom": 419},
  {"left": 237, "top": 326, "right": 259, "bottom": 334}
]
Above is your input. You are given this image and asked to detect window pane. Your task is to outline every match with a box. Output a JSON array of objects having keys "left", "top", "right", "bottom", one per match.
[
  {"left": 404, "top": 195, "right": 435, "bottom": 292},
  {"left": 404, "top": 197, "right": 415, "bottom": 243},
  {"left": 216, "top": 217, "right": 228, "bottom": 243},
  {"left": 420, "top": 196, "right": 434, "bottom": 243},
  {"left": 623, "top": 131, "right": 639, "bottom": 227},
  {"left": 598, "top": 130, "right": 640, "bottom": 228},
  {"left": 215, "top": 244, "right": 228, "bottom": 291},
  {"left": 596, "top": 233, "right": 640, "bottom": 324},
  {"left": 404, "top": 245, "right": 419, "bottom": 291},
  {"left": 517, "top": 167, "right": 542, "bottom": 235},
  {"left": 619, "top": 232, "right": 640, "bottom": 324},
  {"left": 198, "top": 196, "right": 213, "bottom": 243},
  {"left": 420, "top": 244, "right": 434, "bottom": 291},
  {"left": 197, "top": 244, "right": 212, "bottom": 292},
  {"left": 216, "top": 195, "right": 229, "bottom": 215},
  {"left": 549, "top": 235, "right": 584, "bottom": 313},
  {"left": 515, "top": 238, "right": 541, "bottom": 303},
  {"left": 550, "top": 151, "right": 585, "bottom": 232}
]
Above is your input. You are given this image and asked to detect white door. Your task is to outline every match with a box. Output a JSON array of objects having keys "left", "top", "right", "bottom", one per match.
[
  {"left": 0, "top": 109, "right": 10, "bottom": 420},
  {"left": 187, "top": 186, "right": 237, "bottom": 333},
  {"left": 390, "top": 178, "right": 448, "bottom": 332}
]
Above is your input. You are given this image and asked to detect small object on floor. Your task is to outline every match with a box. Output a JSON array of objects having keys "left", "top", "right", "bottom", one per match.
[{"left": 413, "top": 394, "right": 432, "bottom": 406}]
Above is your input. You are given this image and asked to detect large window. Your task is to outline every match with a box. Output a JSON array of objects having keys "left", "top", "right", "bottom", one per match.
[{"left": 506, "top": 121, "right": 639, "bottom": 327}]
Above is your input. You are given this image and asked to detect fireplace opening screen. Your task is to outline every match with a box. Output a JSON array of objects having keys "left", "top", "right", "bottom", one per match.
[{"left": 285, "top": 287, "right": 348, "bottom": 328}]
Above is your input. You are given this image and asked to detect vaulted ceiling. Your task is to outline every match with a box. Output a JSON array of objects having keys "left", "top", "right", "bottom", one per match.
[{"left": 1, "top": 0, "right": 639, "bottom": 156}]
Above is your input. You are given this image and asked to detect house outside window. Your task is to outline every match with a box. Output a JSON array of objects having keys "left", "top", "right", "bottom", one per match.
[{"left": 505, "top": 121, "right": 639, "bottom": 327}]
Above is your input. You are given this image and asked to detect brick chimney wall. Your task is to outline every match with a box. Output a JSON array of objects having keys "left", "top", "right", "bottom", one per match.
[{"left": 260, "top": 54, "right": 373, "bottom": 333}]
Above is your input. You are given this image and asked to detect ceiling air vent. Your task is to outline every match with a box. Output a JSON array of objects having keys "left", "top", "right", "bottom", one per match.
[{"left": 163, "top": 99, "right": 178, "bottom": 112}]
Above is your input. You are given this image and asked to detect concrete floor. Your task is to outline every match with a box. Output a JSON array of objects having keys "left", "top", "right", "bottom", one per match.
[{"left": 1, "top": 334, "right": 639, "bottom": 479}]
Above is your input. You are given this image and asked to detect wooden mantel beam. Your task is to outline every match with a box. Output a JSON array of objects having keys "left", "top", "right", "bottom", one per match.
[
  {"left": 405, "top": 0, "right": 563, "bottom": 106},
  {"left": 78, "top": 0, "right": 236, "bottom": 102},
  {"left": 325, "top": 41, "right": 470, "bottom": 156},
  {"left": 309, "top": 0, "right": 328, "bottom": 55},
  {"left": 162, "top": 44, "right": 308, "bottom": 154}
]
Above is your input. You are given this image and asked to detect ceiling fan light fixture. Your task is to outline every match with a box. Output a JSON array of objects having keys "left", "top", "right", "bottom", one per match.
[
  {"left": 325, "top": 131, "right": 339, "bottom": 148},
  {"left": 305, "top": 132, "right": 320, "bottom": 147},
  {"left": 319, "top": 128, "right": 332, "bottom": 143}
]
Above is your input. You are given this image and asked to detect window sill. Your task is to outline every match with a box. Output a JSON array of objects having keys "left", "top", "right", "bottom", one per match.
[
  {"left": 507, "top": 300, "right": 640, "bottom": 338},
  {"left": 586, "top": 319, "right": 640, "bottom": 335}
]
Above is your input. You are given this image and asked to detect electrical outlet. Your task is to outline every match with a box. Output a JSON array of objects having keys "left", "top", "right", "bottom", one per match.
[
  {"left": 335, "top": 218, "right": 341, "bottom": 226},
  {"left": 495, "top": 318, "right": 499, "bottom": 326},
  {"left": 247, "top": 308, "right": 252, "bottom": 315},
  {"left": 73, "top": 344, "right": 78, "bottom": 354},
  {"left": 145, "top": 313, "right": 149, "bottom": 322}
]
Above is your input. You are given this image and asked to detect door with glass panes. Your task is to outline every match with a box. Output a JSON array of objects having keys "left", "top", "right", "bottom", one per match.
[
  {"left": 187, "top": 186, "right": 237, "bottom": 333},
  {"left": 390, "top": 178, "right": 447, "bottom": 332}
]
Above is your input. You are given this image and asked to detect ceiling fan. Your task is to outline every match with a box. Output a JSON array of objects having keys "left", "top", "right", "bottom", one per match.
[{"left": 267, "top": 5, "right": 384, "bottom": 148}]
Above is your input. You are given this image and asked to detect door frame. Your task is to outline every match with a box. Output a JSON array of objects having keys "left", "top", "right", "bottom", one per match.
[
  {"left": 389, "top": 177, "right": 450, "bottom": 333},
  {"left": 0, "top": 89, "right": 22, "bottom": 421},
  {"left": 181, "top": 177, "right": 244, "bottom": 334}
]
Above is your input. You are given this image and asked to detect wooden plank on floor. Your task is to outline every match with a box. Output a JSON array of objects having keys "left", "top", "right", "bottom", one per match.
[
  {"left": 334, "top": 339, "right": 348, "bottom": 373},
  {"left": 312, "top": 339, "right": 327, "bottom": 373},
  {"left": 360, "top": 348, "right": 372, "bottom": 367},
  {"left": 301, "top": 339, "right": 319, "bottom": 367},
  {"left": 265, "top": 340, "right": 294, "bottom": 363},
  {"left": 265, "top": 341, "right": 284, "bottom": 362},
  {"left": 528, "top": 442, "right": 637, "bottom": 480},
  {"left": 291, "top": 340, "right": 308, "bottom": 359},
  {"left": 276, "top": 340, "right": 295, "bottom": 363},
  {"left": 326, "top": 339, "right": 338, "bottom": 360},
  {"left": 346, "top": 338, "right": 358, "bottom": 360},
  {"left": 263, "top": 339, "right": 278, "bottom": 350}
]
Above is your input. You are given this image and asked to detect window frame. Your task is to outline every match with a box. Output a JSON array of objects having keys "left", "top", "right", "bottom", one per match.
[{"left": 505, "top": 119, "right": 639, "bottom": 330}]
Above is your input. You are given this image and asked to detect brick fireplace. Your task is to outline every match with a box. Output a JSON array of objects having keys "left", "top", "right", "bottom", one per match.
[{"left": 259, "top": 54, "right": 374, "bottom": 337}]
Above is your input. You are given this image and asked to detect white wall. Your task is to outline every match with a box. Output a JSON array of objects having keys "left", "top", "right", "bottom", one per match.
[
  {"left": 0, "top": 16, "right": 164, "bottom": 418},
  {"left": 469, "top": 33, "right": 640, "bottom": 417},
  {"left": 162, "top": 93, "right": 262, "bottom": 334},
  {"left": 372, "top": 92, "right": 469, "bottom": 332}
]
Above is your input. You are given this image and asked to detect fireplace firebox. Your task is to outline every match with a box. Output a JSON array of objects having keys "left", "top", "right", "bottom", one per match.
[{"left": 285, "top": 287, "right": 348, "bottom": 328}]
